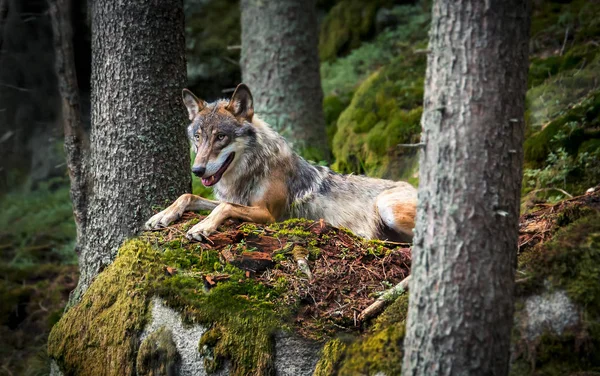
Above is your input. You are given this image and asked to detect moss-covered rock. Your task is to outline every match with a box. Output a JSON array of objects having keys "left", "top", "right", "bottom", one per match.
[
  {"left": 47, "top": 215, "right": 411, "bottom": 376},
  {"left": 331, "top": 51, "right": 425, "bottom": 180},
  {"left": 318, "top": 0, "right": 391, "bottom": 62},
  {"left": 48, "top": 240, "right": 161, "bottom": 376}
]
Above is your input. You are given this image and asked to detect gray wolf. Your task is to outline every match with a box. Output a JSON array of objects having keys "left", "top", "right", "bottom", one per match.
[{"left": 145, "top": 84, "right": 417, "bottom": 242}]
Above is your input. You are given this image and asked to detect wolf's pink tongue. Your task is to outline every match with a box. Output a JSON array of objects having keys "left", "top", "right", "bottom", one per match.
[{"left": 202, "top": 175, "right": 215, "bottom": 186}]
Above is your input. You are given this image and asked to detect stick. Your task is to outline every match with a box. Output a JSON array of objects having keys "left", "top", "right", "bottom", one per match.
[
  {"left": 397, "top": 143, "right": 426, "bottom": 148},
  {"left": 358, "top": 275, "right": 412, "bottom": 322},
  {"left": 559, "top": 27, "right": 569, "bottom": 56},
  {"left": 49, "top": 0, "right": 89, "bottom": 252},
  {"left": 528, "top": 187, "right": 573, "bottom": 199}
]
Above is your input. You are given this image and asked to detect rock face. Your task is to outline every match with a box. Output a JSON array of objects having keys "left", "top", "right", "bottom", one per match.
[{"left": 140, "top": 298, "right": 321, "bottom": 376}]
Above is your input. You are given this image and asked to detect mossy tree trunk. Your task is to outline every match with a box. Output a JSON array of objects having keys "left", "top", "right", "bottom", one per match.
[
  {"left": 73, "top": 0, "right": 191, "bottom": 300},
  {"left": 402, "top": 1, "right": 531, "bottom": 375},
  {"left": 240, "top": 0, "right": 329, "bottom": 161}
]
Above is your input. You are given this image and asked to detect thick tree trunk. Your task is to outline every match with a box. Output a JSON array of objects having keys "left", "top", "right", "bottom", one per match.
[
  {"left": 73, "top": 0, "right": 191, "bottom": 300},
  {"left": 402, "top": 1, "right": 530, "bottom": 375},
  {"left": 240, "top": 0, "right": 329, "bottom": 161}
]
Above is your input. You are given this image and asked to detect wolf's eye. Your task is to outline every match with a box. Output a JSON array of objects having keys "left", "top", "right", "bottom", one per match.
[
  {"left": 194, "top": 134, "right": 200, "bottom": 141},
  {"left": 216, "top": 134, "right": 226, "bottom": 141}
]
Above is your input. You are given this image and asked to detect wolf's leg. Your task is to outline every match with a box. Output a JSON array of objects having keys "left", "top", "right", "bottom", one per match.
[
  {"left": 145, "top": 194, "right": 220, "bottom": 230},
  {"left": 375, "top": 187, "right": 417, "bottom": 239},
  {"left": 186, "top": 203, "right": 275, "bottom": 241}
]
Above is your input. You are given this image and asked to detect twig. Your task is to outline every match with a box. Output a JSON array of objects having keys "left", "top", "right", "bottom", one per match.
[
  {"left": 358, "top": 275, "right": 411, "bottom": 322},
  {"left": 397, "top": 142, "right": 426, "bottom": 148},
  {"left": 226, "top": 45, "right": 241, "bottom": 50},
  {"left": 0, "top": 82, "right": 30, "bottom": 92},
  {"left": 221, "top": 56, "right": 239, "bottom": 66},
  {"left": 559, "top": 27, "right": 569, "bottom": 56}
]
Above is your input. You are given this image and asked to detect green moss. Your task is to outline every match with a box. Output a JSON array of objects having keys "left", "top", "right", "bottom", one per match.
[
  {"left": 331, "top": 51, "right": 425, "bottom": 178},
  {"left": 318, "top": 0, "right": 390, "bottom": 62},
  {"left": 372, "top": 293, "right": 409, "bottom": 332},
  {"left": 313, "top": 338, "right": 347, "bottom": 376},
  {"left": 48, "top": 233, "right": 289, "bottom": 376},
  {"left": 268, "top": 218, "right": 316, "bottom": 240},
  {"left": 48, "top": 240, "right": 161, "bottom": 376},
  {"left": 338, "top": 325, "right": 404, "bottom": 375},
  {"left": 323, "top": 94, "right": 353, "bottom": 150},
  {"left": 137, "top": 230, "right": 287, "bottom": 376},
  {"left": 136, "top": 326, "right": 180, "bottom": 376},
  {"left": 238, "top": 223, "right": 259, "bottom": 235},
  {"left": 313, "top": 293, "right": 409, "bottom": 375}
]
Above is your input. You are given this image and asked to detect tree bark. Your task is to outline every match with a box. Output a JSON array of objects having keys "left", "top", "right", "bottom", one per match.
[
  {"left": 402, "top": 1, "right": 530, "bottom": 375},
  {"left": 73, "top": 0, "right": 191, "bottom": 300},
  {"left": 240, "top": 0, "right": 330, "bottom": 161},
  {"left": 49, "top": 0, "right": 88, "bottom": 254}
]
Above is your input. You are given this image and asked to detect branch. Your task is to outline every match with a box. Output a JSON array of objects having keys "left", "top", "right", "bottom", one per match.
[
  {"left": 358, "top": 275, "right": 411, "bottom": 322},
  {"left": 49, "top": 0, "right": 89, "bottom": 252},
  {"left": 528, "top": 187, "right": 573, "bottom": 199}
]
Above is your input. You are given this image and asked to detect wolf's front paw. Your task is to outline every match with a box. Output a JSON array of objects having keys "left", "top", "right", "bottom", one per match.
[
  {"left": 144, "top": 208, "right": 181, "bottom": 230},
  {"left": 185, "top": 220, "right": 217, "bottom": 241}
]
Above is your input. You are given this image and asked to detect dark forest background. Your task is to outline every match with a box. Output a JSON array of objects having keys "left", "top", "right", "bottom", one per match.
[{"left": 1, "top": 0, "right": 599, "bottom": 374}]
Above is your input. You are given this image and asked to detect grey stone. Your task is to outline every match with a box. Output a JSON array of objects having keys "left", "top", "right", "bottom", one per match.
[
  {"left": 142, "top": 297, "right": 210, "bottom": 376},
  {"left": 274, "top": 331, "right": 321, "bottom": 376},
  {"left": 49, "top": 359, "right": 64, "bottom": 376},
  {"left": 521, "top": 289, "right": 580, "bottom": 340}
]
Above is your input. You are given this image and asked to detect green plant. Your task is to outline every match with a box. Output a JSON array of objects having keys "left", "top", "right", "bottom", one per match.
[{"left": 0, "top": 178, "right": 76, "bottom": 266}]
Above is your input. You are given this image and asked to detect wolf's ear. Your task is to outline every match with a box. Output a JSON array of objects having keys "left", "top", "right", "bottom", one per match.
[
  {"left": 182, "top": 89, "right": 206, "bottom": 120},
  {"left": 226, "top": 83, "right": 254, "bottom": 122}
]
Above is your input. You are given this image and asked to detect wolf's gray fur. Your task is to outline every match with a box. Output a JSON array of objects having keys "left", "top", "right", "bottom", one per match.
[{"left": 145, "top": 85, "right": 417, "bottom": 242}]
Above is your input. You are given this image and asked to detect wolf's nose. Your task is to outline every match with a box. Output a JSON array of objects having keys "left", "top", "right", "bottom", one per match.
[{"left": 192, "top": 166, "right": 206, "bottom": 177}]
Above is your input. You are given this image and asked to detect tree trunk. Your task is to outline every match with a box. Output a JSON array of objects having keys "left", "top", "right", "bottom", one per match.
[
  {"left": 402, "top": 1, "right": 530, "bottom": 375},
  {"left": 49, "top": 0, "right": 88, "bottom": 254},
  {"left": 240, "top": 0, "right": 329, "bottom": 161},
  {"left": 73, "top": 0, "right": 191, "bottom": 300}
]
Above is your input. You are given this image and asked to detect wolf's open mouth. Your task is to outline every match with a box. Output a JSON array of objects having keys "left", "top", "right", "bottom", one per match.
[{"left": 201, "top": 153, "right": 235, "bottom": 187}]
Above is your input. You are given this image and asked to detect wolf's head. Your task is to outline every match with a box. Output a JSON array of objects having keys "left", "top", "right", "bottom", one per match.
[{"left": 182, "top": 84, "right": 255, "bottom": 187}]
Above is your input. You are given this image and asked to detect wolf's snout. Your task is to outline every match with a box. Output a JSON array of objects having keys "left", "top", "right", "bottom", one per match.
[{"left": 192, "top": 166, "right": 206, "bottom": 177}]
